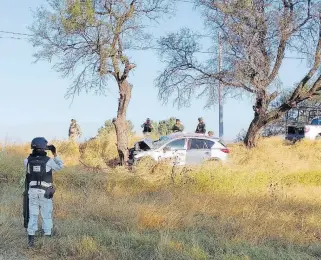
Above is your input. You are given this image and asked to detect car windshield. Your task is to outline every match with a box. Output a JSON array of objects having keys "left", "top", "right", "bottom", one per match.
[{"left": 152, "top": 139, "right": 169, "bottom": 149}]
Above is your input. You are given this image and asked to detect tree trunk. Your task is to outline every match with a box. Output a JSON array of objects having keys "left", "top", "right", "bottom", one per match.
[
  {"left": 244, "top": 118, "right": 264, "bottom": 148},
  {"left": 113, "top": 80, "right": 132, "bottom": 165},
  {"left": 244, "top": 102, "right": 296, "bottom": 148}
]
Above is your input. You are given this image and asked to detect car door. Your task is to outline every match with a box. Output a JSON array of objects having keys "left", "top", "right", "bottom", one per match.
[
  {"left": 161, "top": 138, "right": 187, "bottom": 166},
  {"left": 186, "top": 138, "right": 214, "bottom": 165}
]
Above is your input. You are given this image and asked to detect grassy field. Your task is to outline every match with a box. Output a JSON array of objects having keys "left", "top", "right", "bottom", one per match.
[{"left": 1, "top": 136, "right": 321, "bottom": 259}]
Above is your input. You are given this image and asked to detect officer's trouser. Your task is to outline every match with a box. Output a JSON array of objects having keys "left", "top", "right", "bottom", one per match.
[{"left": 27, "top": 188, "right": 53, "bottom": 235}]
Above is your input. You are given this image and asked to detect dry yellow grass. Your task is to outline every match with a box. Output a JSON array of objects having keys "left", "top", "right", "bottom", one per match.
[{"left": 1, "top": 136, "right": 321, "bottom": 259}]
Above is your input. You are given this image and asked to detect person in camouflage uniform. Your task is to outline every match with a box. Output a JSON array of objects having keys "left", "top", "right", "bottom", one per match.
[
  {"left": 172, "top": 119, "right": 184, "bottom": 132},
  {"left": 68, "top": 119, "right": 81, "bottom": 141}
]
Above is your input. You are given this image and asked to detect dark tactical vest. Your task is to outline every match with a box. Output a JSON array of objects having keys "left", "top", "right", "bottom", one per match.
[
  {"left": 27, "top": 155, "right": 52, "bottom": 188},
  {"left": 143, "top": 123, "right": 152, "bottom": 133},
  {"left": 196, "top": 123, "right": 206, "bottom": 133}
]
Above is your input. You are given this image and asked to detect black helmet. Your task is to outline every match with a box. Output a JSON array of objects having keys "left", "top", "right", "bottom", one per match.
[{"left": 31, "top": 137, "right": 48, "bottom": 150}]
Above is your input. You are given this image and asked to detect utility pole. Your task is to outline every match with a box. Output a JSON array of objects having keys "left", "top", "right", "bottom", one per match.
[{"left": 218, "top": 32, "right": 224, "bottom": 139}]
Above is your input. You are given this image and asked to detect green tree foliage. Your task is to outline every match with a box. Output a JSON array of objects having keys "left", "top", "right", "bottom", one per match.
[
  {"left": 156, "top": 117, "right": 176, "bottom": 136},
  {"left": 98, "top": 119, "right": 135, "bottom": 137}
]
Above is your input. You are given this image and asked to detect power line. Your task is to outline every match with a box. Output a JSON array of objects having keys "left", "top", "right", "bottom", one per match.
[
  {"left": 0, "top": 30, "right": 306, "bottom": 59},
  {"left": 0, "top": 36, "right": 29, "bottom": 40},
  {"left": 129, "top": 46, "right": 306, "bottom": 59},
  {"left": 175, "top": 0, "right": 195, "bottom": 3},
  {"left": 0, "top": 30, "right": 32, "bottom": 41},
  {"left": 284, "top": 56, "right": 304, "bottom": 60},
  {"left": 129, "top": 46, "right": 222, "bottom": 54},
  {"left": 0, "top": 30, "right": 32, "bottom": 37},
  {"left": 0, "top": 37, "right": 308, "bottom": 60}
]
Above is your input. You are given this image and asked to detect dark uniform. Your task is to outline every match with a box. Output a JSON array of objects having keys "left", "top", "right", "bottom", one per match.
[
  {"left": 142, "top": 123, "right": 153, "bottom": 133},
  {"left": 141, "top": 118, "right": 153, "bottom": 136},
  {"left": 195, "top": 117, "right": 206, "bottom": 134},
  {"left": 195, "top": 122, "right": 206, "bottom": 134}
]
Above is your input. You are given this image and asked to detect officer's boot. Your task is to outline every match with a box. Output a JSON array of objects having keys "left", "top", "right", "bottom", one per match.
[{"left": 28, "top": 235, "right": 35, "bottom": 248}]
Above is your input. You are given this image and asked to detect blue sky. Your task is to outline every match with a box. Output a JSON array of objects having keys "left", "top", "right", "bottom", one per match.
[{"left": 0, "top": 1, "right": 309, "bottom": 143}]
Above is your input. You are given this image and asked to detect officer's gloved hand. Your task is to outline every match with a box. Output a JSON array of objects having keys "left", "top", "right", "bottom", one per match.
[
  {"left": 48, "top": 145, "right": 56, "bottom": 155},
  {"left": 51, "top": 145, "right": 56, "bottom": 155}
]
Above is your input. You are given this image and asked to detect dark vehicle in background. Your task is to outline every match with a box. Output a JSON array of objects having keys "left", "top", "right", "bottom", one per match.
[{"left": 285, "top": 106, "right": 321, "bottom": 142}]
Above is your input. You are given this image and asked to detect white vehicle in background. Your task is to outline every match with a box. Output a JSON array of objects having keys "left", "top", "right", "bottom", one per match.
[
  {"left": 303, "top": 117, "right": 321, "bottom": 140},
  {"left": 128, "top": 132, "right": 229, "bottom": 166}
]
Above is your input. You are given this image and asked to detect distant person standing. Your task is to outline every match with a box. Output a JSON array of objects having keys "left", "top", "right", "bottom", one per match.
[
  {"left": 141, "top": 118, "right": 153, "bottom": 137},
  {"left": 68, "top": 119, "right": 81, "bottom": 141},
  {"left": 172, "top": 119, "right": 184, "bottom": 133},
  {"left": 195, "top": 117, "right": 206, "bottom": 134}
]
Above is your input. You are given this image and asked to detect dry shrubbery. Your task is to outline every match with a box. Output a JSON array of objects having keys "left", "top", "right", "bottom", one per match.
[
  {"left": 1, "top": 135, "right": 321, "bottom": 259},
  {"left": 0, "top": 132, "right": 139, "bottom": 171}
]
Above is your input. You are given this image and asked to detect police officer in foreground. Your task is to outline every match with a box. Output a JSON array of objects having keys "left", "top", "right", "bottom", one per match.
[
  {"left": 195, "top": 117, "right": 206, "bottom": 134},
  {"left": 172, "top": 119, "right": 184, "bottom": 132},
  {"left": 141, "top": 118, "right": 153, "bottom": 136},
  {"left": 24, "top": 137, "right": 64, "bottom": 248}
]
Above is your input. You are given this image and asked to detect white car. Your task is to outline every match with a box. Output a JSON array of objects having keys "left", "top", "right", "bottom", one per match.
[
  {"left": 304, "top": 117, "right": 321, "bottom": 140},
  {"left": 128, "top": 132, "right": 229, "bottom": 166}
]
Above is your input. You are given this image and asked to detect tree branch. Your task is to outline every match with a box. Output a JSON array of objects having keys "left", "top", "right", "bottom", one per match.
[
  {"left": 290, "top": 13, "right": 321, "bottom": 101},
  {"left": 265, "top": 37, "right": 287, "bottom": 87}
]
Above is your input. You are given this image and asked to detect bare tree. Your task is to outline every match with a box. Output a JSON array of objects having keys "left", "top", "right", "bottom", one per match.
[
  {"left": 29, "top": 0, "right": 169, "bottom": 164},
  {"left": 155, "top": 0, "right": 321, "bottom": 147}
]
